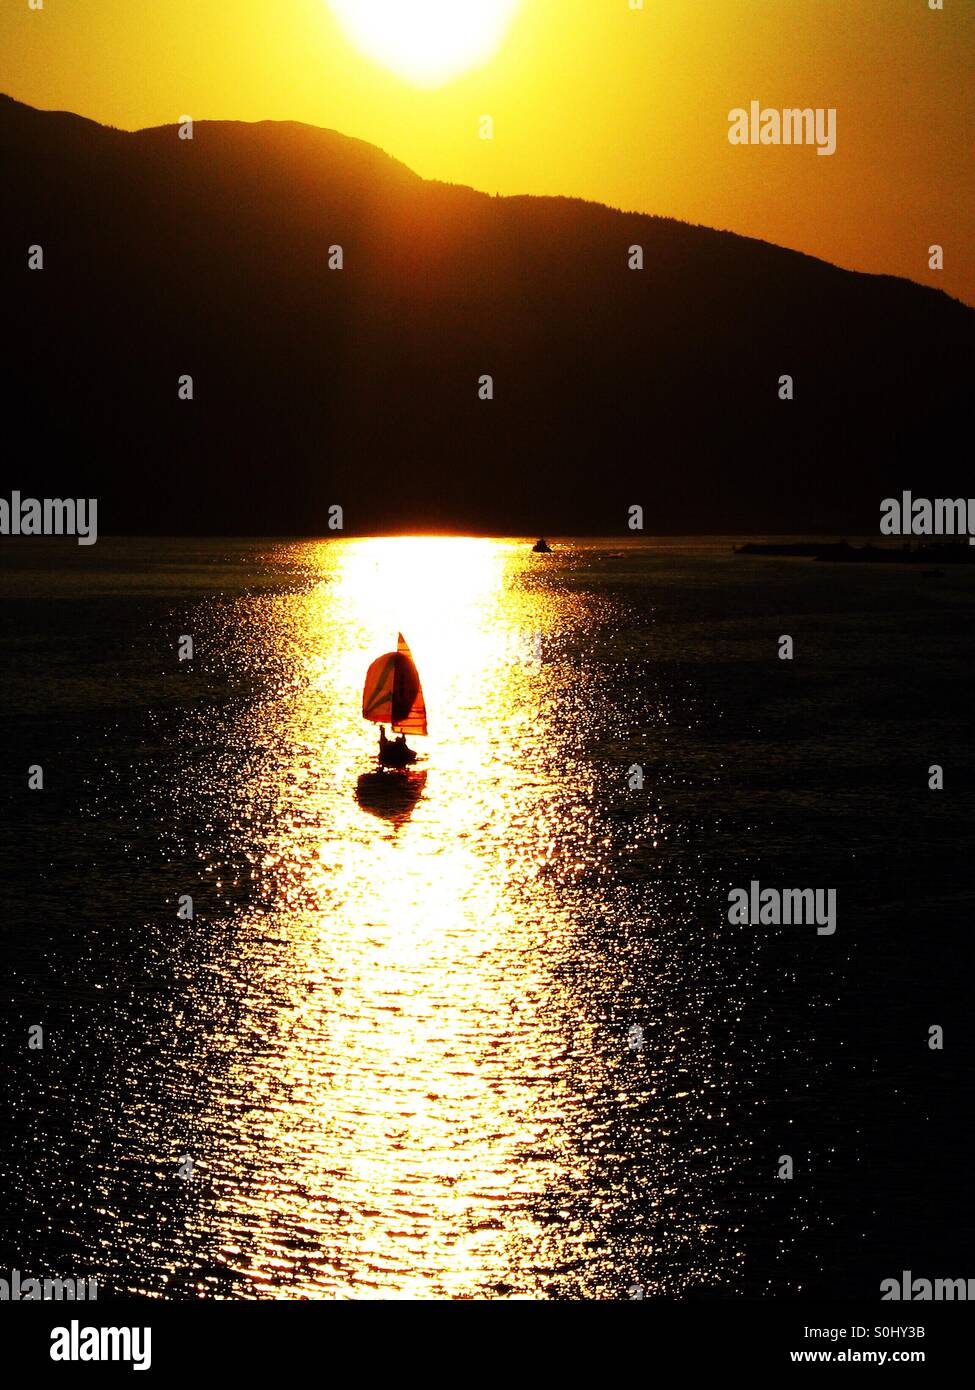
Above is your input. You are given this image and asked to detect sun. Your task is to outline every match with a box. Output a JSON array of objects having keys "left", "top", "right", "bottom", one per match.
[{"left": 328, "top": 0, "right": 520, "bottom": 87}]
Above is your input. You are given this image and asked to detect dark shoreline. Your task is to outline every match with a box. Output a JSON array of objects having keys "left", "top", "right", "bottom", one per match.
[{"left": 734, "top": 540, "right": 975, "bottom": 564}]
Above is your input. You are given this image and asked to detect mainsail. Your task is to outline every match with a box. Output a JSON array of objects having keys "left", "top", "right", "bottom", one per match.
[{"left": 362, "top": 633, "right": 428, "bottom": 736}]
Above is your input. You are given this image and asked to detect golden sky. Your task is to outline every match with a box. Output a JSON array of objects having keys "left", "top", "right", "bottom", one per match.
[{"left": 3, "top": 0, "right": 973, "bottom": 305}]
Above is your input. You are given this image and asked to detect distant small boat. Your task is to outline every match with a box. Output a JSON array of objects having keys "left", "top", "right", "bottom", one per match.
[
  {"left": 532, "top": 538, "right": 552, "bottom": 553},
  {"left": 921, "top": 569, "right": 944, "bottom": 578},
  {"left": 362, "top": 632, "right": 427, "bottom": 767}
]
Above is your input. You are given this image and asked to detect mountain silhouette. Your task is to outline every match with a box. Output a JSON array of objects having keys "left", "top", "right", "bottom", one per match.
[{"left": 3, "top": 94, "right": 971, "bottom": 536}]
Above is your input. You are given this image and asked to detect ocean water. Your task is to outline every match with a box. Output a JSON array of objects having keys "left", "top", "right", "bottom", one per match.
[{"left": 1, "top": 536, "right": 972, "bottom": 1299}]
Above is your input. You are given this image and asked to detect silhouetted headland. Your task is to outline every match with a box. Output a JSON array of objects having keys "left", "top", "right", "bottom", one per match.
[
  {"left": 4, "top": 94, "right": 972, "bottom": 537},
  {"left": 735, "top": 540, "right": 975, "bottom": 564}
]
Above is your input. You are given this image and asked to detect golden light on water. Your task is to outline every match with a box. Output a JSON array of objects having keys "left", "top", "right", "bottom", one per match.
[
  {"left": 3, "top": 536, "right": 957, "bottom": 1305},
  {"left": 202, "top": 537, "right": 586, "bottom": 1297},
  {"left": 327, "top": 0, "right": 521, "bottom": 87},
  {"left": 322, "top": 536, "right": 512, "bottom": 746},
  {"left": 131, "top": 537, "right": 746, "bottom": 1299}
]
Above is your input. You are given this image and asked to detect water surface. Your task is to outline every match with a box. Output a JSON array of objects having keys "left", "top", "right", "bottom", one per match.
[{"left": 1, "top": 537, "right": 972, "bottom": 1298}]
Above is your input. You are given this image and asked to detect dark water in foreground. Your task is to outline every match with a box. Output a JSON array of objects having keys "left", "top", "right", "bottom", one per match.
[{"left": 1, "top": 537, "right": 973, "bottom": 1299}]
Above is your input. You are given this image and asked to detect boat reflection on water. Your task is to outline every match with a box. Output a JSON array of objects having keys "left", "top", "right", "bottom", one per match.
[{"left": 355, "top": 768, "right": 427, "bottom": 824}]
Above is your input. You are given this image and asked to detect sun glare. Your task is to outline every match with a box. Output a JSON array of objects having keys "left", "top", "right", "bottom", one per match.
[{"left": 328, "top": 0, "right": 520, "bottom": 86}]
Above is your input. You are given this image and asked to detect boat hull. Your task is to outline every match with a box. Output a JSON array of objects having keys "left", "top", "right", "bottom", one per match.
[{"left": 378, "top": 745, "right": 417, "bottom": 768}]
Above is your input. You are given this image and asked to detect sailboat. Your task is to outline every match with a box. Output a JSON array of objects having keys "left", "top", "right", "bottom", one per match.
[{"left": 362, "top": 633, "right": 428, "bottom": 767}]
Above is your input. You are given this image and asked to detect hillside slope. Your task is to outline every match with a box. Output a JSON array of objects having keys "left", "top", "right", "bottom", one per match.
[{"left": 3, "top": 94, "right": 971, "bottom": 535}]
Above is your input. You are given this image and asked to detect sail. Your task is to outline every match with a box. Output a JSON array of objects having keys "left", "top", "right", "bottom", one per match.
[
  {"left": 362, "top": 632, "right": 428, "bottom": 736},
  {"left": 391, "top": 633, "right": 427, "bottom": 735}
]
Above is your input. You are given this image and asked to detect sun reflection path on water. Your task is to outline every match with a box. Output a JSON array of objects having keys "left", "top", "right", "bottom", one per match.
[
  {"left": 196, "top": 538, "right": 596, "bottom": 1298},
  {"left": 165, "top": 537, "right": 744, "bottom": 1299}
]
